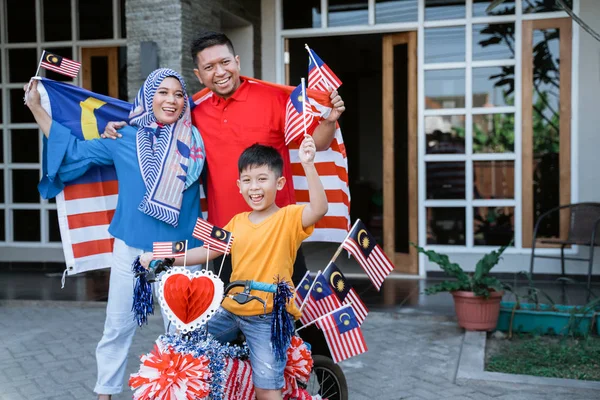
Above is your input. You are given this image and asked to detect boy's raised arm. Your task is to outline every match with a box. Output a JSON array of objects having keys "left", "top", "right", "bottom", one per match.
[{"left": 300, "top": 135, "right": 329, "bottom": 228}]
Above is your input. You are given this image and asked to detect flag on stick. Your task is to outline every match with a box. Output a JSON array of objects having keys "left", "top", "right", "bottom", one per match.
[
  {"left": 39, "top": 51, "right": 81, "bottom": 78},
  {"left": 342, "top": 219, "right": 394, "bottom": 291},
  {"left": 192, "top": 218, "right": 233, "bottom": 253},
  {"left": 316, "top": 305, "right": 367, "bottom": 363},
  {"left": 152, "top": 240, "right": 187, "bottom": 259},
  {"left": 306, "top": 45, "right": 343, "bottom": 91},
  {"left": 294, "top": 270, "right": 313, "bottom": 310},
  {"left": 323, "top": 262, "right": 368, "bottom": 325},
  {"left": 300, "top": 272, "right": 342, "bottom": 325},
  {"left": 284, "top": 83, "right": 320, "bottom": 145}
]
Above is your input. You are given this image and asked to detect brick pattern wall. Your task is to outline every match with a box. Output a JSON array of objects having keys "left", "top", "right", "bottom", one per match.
[{"left": 126, "top": 0, "right": 261, "bottom": 100}]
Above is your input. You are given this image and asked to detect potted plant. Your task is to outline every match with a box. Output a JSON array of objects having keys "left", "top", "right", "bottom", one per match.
[{"left": 412, "top": 242, "right": 509, "bottom": 331}]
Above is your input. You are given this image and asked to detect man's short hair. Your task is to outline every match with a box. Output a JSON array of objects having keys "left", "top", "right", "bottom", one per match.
[
  {"left": 238, "top": 144, "right": 283, "bottom": 177},
  {"left": 191, "top": 31, "right": 235, "bottom": 63}
]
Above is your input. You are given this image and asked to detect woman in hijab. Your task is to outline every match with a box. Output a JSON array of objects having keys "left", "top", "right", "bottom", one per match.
[{"left": 24, "top": 68, "right": 205, "bottom": 400}]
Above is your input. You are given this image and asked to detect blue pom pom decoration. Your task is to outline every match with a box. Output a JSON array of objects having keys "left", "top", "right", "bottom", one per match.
[
  {"left": 271, "top": 278, "right": 295, "bottom": 361},
  {"left": 132, "top": 256, "right": 154, "bottom": 326}
]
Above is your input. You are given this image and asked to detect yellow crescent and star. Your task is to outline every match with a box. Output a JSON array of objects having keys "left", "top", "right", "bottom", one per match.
[
  {"left": 214, "top": 229, "right": 224, "bottom": 239},
  {"left": 46, "top": 53, "right": 60, "bottom": 64},
  {"left": 357, "top": 229, "right": 370, "bottom": 249},
  {"left": 174, "top": 241, "right": 185, "bottom": 252},
  {"left": 339, "top": 312, "right": 351, "bottom": 326},
  {"left": 330, "top": 271, "right": 345, "bottom": 293},
  {"left": 314, "top": 281, "right": 323, "bottom": 293}
]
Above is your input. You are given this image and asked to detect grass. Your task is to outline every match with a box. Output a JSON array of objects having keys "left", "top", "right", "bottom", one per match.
[{"left": 486, "top": 334, "right": 600, "bottom": 381}]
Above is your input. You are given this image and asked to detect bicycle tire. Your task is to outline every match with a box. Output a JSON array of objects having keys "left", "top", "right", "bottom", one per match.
[{"left": 305, "top": 355, "right": 348, "bottom": 400}]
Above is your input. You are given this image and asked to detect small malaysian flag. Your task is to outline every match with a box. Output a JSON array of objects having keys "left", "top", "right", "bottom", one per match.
[
  {"left": 284, "top": 83, "right": 320, "bottom": 144},
  {"left": 316, "top": 306, "right": 368, "bottom": 363},
  {"left": 294, "top": 271, "right": 313, "bottom": 310},
  {"left": 152, "top": 240, "right": 187, "bottom": 259},
  {"left": 306, "top": 46, "right": 343, "bottom": 92},
  {"left": 40, "top": 51, "right": 81, "bottom": 78},
  {"left": 323, "top": 262, "right": 368, "bottom": 325},
  {"left": 192, "top": 218, "right": 233, "bottom": 253},
  {"left": 342, "top": 219, "right": 394, "bottom": 291},
  {"left": 300, "top": 273, "right": 342, "bottom": 325}
]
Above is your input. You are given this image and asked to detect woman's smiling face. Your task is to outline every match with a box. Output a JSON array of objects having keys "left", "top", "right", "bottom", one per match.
[{"left": 152, "top": 77, "right": 185, "bottom": 125}]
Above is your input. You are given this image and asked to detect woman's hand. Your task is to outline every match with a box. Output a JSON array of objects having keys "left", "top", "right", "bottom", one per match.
[
  {"left": 140, "top": 252, "right": 154, "bottom": 269},
  {"left": 101, "top": 121, "right": 126, "bottom": 139},
  {"left": 23, "top": 79, "right": 42, "bottom": 110}
]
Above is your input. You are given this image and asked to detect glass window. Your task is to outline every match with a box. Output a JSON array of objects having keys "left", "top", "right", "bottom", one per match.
[
  {"left": 11, "top": 130, "right": 40, "bottom": 163},
  {"left": 375, "top": 0, "right": 418, "bottom": 24},
  {"left": 474, "top": 206, "right": 514, "bottom": 246},
  {"left": 425, "top": 115, "right": 465, "bottom": 154},
  {"left": 427, "top": 207, "right": 466, "bottom": 245},
  {"left": 283, "top": 0, "right": 322, "bottom": 29},
  {"left": 43, "top": 0, "right": 72, "bottom": 41},
  {"left": 0, "top": 210, "right": 4, "bottom": 241},
  {"left": 13, "top": 209, "right": 40, "bottom": 241},
  {"left": 328, "top": 0, "right": 368, "bottom": 27},
  {"left": 426, "top": 162, "right": 465, "bottom": 200},
  {"left": 0, "top": 172, "right": 4, "bottom": 203},
  {"left": 473, "top": 161, "right": 515, "bottom": 199},
  {"left": 473, "top": 66, "right": 514, "bottom": 108},
  {"left": 7, "top": 0, "right": 36, "bottom": 43},
  {"left": 473, "top": 23, "right": 515, "bottom": 61},
  {"left": 12, "top": 170, "right": 41, "bottom": 203},
  {"left": 0, "top": 90, "right": 3, "bottom": 125},
  {"left": 9, "top": 49, "right": 38, "bottom": 83},
  {"left": 10, "top": 90, "right": 35, "bottom": 123},
  {"left": 523, "top": 0, "right": 571, "bottom": 13},
  {"left": 473, "top": 113, "right": 515, "bottom": 153},
  {"left": 531, "top": 27, "right": 561, "bottom": 238},
  {"left": 425, "top": 0, "right": 465, "bottom": 20},
  {"left": 425, "top": 69, "right": 465, "bottom": 109},
  {"left": 473, "top": 0, "right": 515, "bottom": 17},
  {"left": 424, "top": 27, "right": 465, "bottom": 64},
  {"left": 48, "top": 210, "right": 61, "bottom": 242},
  {"left": 0, "top": 131, "right": 3, "bottom": 162},
  {"left": 79, "top": 0, "right": 113, "bottom": 40},
  {"left": 44, "top": 48, "right": 75, "bottom": 82}
]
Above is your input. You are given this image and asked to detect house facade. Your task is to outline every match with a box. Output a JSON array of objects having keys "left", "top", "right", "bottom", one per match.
[{"left": 1, "top": 0, "right": 599, "bottom": 277}]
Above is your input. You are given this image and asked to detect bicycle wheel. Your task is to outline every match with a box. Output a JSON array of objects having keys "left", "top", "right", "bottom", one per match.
[{"left": 304, "top": 355, "right": 348, "bottom": 400}]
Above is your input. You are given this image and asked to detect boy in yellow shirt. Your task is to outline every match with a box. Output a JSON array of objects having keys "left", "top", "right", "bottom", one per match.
[{"left": 140, "top": 135, "right": 327, "bottom": 400}]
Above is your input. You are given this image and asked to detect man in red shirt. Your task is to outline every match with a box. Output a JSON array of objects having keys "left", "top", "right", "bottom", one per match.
[{"left": 189, "top": 31, "right": 345, "bottom": 284}]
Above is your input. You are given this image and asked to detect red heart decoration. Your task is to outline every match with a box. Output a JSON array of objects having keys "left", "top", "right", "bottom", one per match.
[{"left": 163, "top": 274, "right": 215, "bottom": 324}]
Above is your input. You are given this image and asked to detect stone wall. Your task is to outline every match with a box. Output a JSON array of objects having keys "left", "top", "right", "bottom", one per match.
[{"left": 126, "top": 0, "right": 261, "bottom": 99}]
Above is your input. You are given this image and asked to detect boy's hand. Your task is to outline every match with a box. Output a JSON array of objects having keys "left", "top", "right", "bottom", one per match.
[
  {"left": 140, "top": 252, "right": 153, "bottom": 269},
  {"left": 299, "top": 135, "right": 316, "bottom": 165}
]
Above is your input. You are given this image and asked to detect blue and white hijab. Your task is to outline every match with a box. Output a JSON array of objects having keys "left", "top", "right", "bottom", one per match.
[{"left": 129, "top": 68, "right": 204, "bottom": 227}]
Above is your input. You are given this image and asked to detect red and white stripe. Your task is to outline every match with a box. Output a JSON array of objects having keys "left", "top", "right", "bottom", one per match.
[
  {"left": 308, "top": 65, "right": 342, "bottom": 93},
  {"left": 317, "top": 312, "right": 368, "bottom": 364},
  {"left": 345, "top": 288, "right": 368, "bottom": 325},
  {"left": 55, "top": 180, "right": 117, "bottom": 275},
  {"left": 342, "top": 239, "right": 394, "bottom": 291},
  {"left": 223, "top": 358, "right": 255, "bottom": 400},
  {"left": 300, "top": 291, "right": 342, "bottom": 326}
]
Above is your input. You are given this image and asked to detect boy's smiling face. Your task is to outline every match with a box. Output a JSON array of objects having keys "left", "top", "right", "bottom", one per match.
[{"left": 237, "top": 164, "right": 285, "bottom": 212}]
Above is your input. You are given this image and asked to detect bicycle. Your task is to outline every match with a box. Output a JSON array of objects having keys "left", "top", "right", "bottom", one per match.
[{"left": 130, "top": 258, "right": 348, "bottom": 400}]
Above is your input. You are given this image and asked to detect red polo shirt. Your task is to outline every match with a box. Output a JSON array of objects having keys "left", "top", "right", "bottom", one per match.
[{"left": 192, "top": 79, "right": 317, "bottom": 228}]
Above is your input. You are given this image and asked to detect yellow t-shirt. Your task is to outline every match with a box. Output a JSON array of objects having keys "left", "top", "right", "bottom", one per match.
[{"left": 222, "top": 204, "right": 314, "bottom": 318}]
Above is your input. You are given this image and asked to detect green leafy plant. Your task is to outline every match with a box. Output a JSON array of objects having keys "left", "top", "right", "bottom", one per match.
[{"left": 411, "top": 242, "right": 510, "bottom": 298}]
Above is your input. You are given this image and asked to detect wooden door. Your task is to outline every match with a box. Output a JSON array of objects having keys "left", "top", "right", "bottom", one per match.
[{"left": 382, "top": 32, "right": 418, "bottom": 274}]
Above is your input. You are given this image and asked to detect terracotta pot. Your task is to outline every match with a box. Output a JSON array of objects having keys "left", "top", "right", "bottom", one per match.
[{"left": 451, "top": 290, "right": 503, "bottom": 331}]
